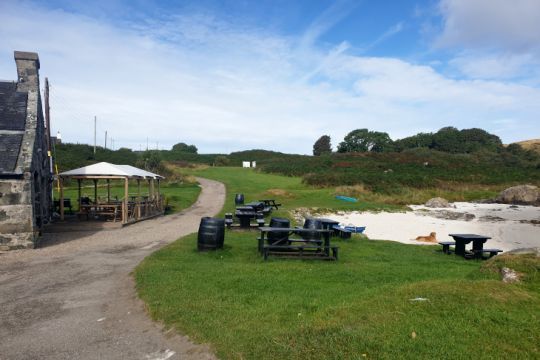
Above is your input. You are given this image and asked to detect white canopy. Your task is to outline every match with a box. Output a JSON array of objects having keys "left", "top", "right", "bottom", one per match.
[{"left": 59, "top": 162, "right": 164, "bottom": 179}]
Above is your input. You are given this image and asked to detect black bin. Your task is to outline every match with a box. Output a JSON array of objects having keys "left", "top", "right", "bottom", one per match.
[
  {"left": 234, "top": 193, "right": 245, "bottom": 205},
  {"left": 268, "top": 217, "right": 290, "bottom": 246},
  {"left": 198, "top": 217, "right": 225, "bottom": 251}
]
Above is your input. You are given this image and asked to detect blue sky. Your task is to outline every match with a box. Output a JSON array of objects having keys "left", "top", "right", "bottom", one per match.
[{"left": 1, "top": 0, "right": 539, "bottom": 154}]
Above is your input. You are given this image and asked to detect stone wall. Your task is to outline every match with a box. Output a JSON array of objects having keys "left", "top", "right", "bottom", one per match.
[
  {"left": 0, "top": 178, "right": 35, "bottom": 249},
  {"left": 0, "top": 51, "right": 51, "bottom": 250}
]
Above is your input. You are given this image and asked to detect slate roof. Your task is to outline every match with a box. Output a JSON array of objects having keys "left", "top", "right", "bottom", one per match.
[
  {"left": 0, "top": 81, "right": 28, "bottom": 174},
  {"left": 0, "top": 82, "right": 27, "bottom": 131},
  {"left": 0, "top": 134, "right": 23, "bottom": 173}
]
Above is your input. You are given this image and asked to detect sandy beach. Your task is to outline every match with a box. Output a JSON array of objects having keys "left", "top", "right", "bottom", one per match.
[{"left": 324, "top": 202, "right": 540, "bottom": 251}]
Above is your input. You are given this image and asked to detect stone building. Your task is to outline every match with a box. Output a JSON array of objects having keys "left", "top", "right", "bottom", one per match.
[{"left": 0, "top": 51, "right": 52, "bottom": 249}]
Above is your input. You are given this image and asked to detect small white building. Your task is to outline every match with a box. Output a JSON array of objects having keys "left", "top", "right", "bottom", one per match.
[{"left": 242, "top": 161, "right": 251, "bottom": 168}]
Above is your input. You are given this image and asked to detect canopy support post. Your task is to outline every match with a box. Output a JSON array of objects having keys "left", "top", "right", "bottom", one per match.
[
  {"left": 157, "top": 179, "right": 161, "bottom": 212},
  {"left": 123, "top": 177, "right": 129, "bottom": 224},
  {"left": 93, "top": 179, "right": 98, "bottom": 205},
  {"left": 107, "top": 179, "right": 111, "bottom": 203},
  {"left": 60, "top": 177, "right": 64, "bottom": 221},
  {"left": 137, "top": 179, "right": 141, "bottom": 220},
  {"left": 77, "top": 179, "right": 82, "bottom": 213}
]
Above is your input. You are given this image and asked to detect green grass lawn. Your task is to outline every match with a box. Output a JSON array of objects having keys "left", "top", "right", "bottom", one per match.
[
  {"left": 55, "top": 181, "right": 200, "bottom": 214},
  {"left": 135, "top": 232, "right": 540, "bottom": 359},
  {"left": 134, "top": 166, "right": 539, "bottom": 359}
]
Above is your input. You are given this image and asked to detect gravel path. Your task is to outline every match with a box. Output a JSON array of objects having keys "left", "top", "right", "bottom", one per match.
[{"left": 0, "top": 177, "right": 224, "bottom": 360}]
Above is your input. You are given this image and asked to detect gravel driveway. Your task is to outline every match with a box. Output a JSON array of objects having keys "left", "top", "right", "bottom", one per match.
[{"left": 0, "top": 177, "right": 224, "bottom": 360}]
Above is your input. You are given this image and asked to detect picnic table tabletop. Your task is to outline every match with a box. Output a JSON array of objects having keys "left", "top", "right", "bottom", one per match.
[{"left": 449, "top": 234, "right": 492, "bottom": 240}]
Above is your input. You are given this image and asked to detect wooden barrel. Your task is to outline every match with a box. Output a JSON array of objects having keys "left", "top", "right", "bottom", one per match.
[
  {"left": 234, "top": 193, "right": 245, "bottom": 205},
  {"left": 302, "top": 218, "right": 322, "bottom": 240},
  {"left": 268, "top": 217, "right": 290, "bottom": 246},
  {"left": 197, "top": 217, "right": 225, "bottom": 251}
]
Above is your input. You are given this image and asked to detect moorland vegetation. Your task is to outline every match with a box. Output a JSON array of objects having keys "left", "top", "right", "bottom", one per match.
[{"left": 55, "top": 127, "right": 540, "bottom": 199}]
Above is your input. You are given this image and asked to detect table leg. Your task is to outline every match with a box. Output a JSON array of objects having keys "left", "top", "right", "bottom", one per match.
[
  {"left": 454, "top": 240, "right": 466, "bottom": 256},
  {"left": 259, "top": 232, "right": 265, "bottom": 254},
  {"left": 324, "top": 233, "right": 330, "bottom": 256},
  {"left": 239, "top": 217, "right": 251, "bottom": 228},
  {"left": 472, "top": 240, "right": 484, "bottom": 259}
]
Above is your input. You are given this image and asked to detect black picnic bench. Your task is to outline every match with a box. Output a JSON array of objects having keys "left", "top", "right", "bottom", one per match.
[
  {"left": 439, "top": 234, "right": 503, "bottom": 259},
  {"left": 54, "top": 198, "right": 73, "bottom": 214},
  {"left": 258, "top": 227, "right": 338, "bottom": 261}
]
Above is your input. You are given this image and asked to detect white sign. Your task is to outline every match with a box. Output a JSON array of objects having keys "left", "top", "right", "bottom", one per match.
[{"left": 242, "top": 161, "right": 251, "bottom": 168}]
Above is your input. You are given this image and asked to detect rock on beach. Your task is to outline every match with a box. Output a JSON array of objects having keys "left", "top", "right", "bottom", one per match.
[{"left": 496, "top": 185, "right": 539, "bottom": 206}]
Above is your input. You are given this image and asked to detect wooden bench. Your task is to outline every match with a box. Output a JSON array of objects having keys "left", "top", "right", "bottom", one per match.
[
  {"left": 262, "top": 244, "right": 338, "bottom": 261},
  {"left": 473, "top": 248, "right": 503, "bottom": 259},
  {"left": 438, "top": 241, "right": 456, "bottom": 254},
  {"left": 257, "top": 237, "right": 323, "bottom": 251}
]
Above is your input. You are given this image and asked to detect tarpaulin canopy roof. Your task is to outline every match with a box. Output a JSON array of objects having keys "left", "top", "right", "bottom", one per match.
[{"left": 59, "top": 162, "right": 164, "bottom": 179}]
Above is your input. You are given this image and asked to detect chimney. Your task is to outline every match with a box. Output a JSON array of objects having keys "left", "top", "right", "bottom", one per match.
[{"left": 14, "top": 51, "right": 40, "bottom": 92}]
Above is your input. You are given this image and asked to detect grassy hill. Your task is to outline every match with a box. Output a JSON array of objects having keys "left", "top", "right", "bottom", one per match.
[{"left": 514, "top": 139, "right": 540, "bottom": 154}]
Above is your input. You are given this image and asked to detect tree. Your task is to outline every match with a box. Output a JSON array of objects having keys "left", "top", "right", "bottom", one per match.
[
  {"left": 171, "top": 142, "right": 198, "bottom": 154},
  {"left": 136, "top": 150, "right": 162, "bottom": 173},
  {"left": 393, "top": 132, "right": 433, "bottom": 152},
  {"left": 337, "top": 129, "right": 394, "bottom": 153},
  {"left": 459, "top": 128, "right": 502, "bottom": 153},
  {"left": 431, "top": 127, "right": 462, "bottom": 153},
  {"left": 313, "top": 135, "right": 332, "bottom": 156}
]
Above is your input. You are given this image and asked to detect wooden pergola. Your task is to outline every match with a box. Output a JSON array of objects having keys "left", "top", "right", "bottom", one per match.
[{"left": 58, "top": 162, "right": 164, "bottom": 225}]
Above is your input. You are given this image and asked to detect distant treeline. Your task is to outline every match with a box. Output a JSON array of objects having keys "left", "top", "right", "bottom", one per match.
[
  {"left": 54, "top": 128, "right": 540, "bottom": 192},
  {"left": 329, "top": 126, "right": 530, "bottom": 155},
  {"left": 53, "top": 142, "right": 292, "bottom": 173}
]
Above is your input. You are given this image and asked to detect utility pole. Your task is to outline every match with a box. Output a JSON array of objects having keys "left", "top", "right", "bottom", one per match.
[
  {"left": 93, "top": 116, "right": 97, "bottom": 155},
  {"left": 44, "top": 77, "right": 53, "bottom": 220},
  {"left": 105, "top": 130, "right": 107, "bottom": 149},
  {"left": 44, "top": 78, "right": 52, "bottom": 170}
]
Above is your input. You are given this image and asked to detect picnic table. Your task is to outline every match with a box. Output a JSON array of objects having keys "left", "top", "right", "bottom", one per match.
[
  {"left": 258, "top": 227, "right": 337, "bottom": 260},
  {"left": 258, "top": 199, "right": 282, "bottom": 210},
  {"left": 448, "top": 233, "right": 491, "bottom": 258},
  {"left": 316, "top": 218, "right": 340, "bottom": 232},
  {"left": 235, "top": 206, "right": 258, "bottom": 228},
  {"left": 79, "top": 202, "right": 122, "bottom": 222}
]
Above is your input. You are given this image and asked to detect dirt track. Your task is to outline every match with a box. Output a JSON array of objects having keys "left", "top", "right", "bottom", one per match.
[{"left": 0, "top": 177, "right": 224, "bottom": 360}]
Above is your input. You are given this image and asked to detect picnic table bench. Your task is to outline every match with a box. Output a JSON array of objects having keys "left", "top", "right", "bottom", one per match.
[
  {"left": 447, "top": 234, "right": 502, "bottom": 259},
  {"left": 438, "top": 241, "right": 455, "bottom": 254},
  {"left": 258, "top": 227, "right": 337, "bottom": 260}
]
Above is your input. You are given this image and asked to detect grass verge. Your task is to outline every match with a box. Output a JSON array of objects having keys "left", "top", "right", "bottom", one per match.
[
  {"left": 135, "top": 166, "right": 539, "bottom": 358},
  {"left": 135, "top": 232, "right": 540, "bottom": 359}
]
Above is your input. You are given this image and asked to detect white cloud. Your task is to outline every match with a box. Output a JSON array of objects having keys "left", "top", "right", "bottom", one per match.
[
  {"left": 449, "top": 53, "right": 540, "bottom": 81},
  {"left": 0, "top": 1, "right": 539, "bottom": 155},
  {"left": 436, "top": 0, "right": 540, "bottom": 52}
]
